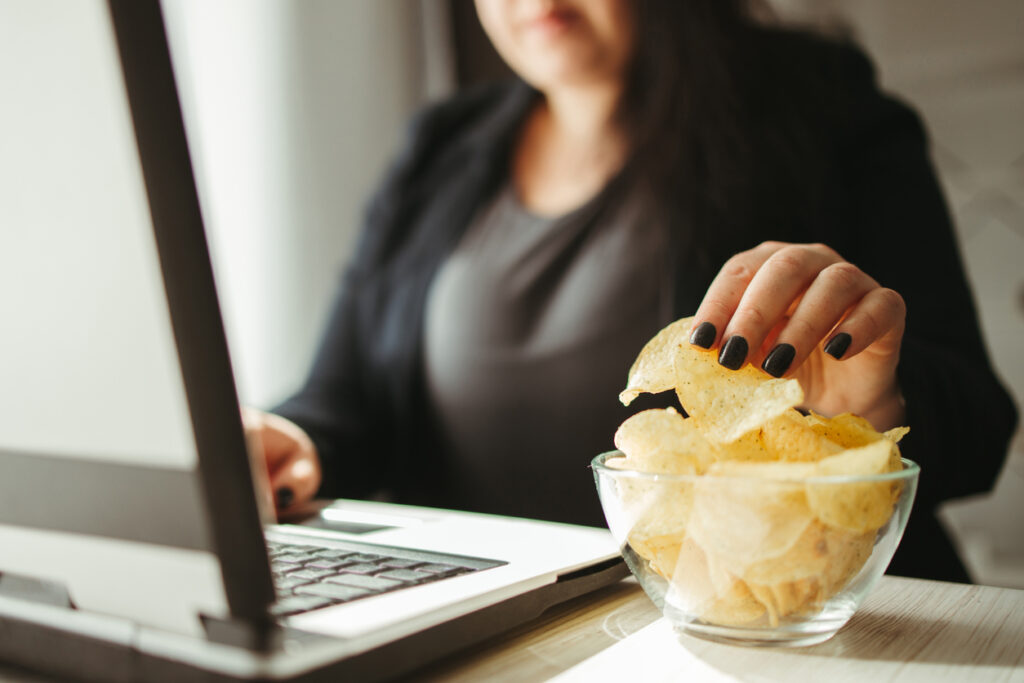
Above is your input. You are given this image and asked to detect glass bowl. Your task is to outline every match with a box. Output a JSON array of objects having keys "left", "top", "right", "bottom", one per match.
[{"left": 593, "top": 450, "right": 919, "bottom": 647}]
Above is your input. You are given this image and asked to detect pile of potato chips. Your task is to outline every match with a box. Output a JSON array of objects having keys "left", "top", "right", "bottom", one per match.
[{"left": 610, "top": 317, "right": 908, "bottom": 628}]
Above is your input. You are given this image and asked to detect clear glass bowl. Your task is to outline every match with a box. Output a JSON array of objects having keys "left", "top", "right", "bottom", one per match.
[{"left": 593, "top": 450, "right": 919, "bottom": 647}]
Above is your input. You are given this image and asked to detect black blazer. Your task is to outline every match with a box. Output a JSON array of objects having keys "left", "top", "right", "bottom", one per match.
[{"left": 276, "top": 32, "right": 1017, "bottom": 583}]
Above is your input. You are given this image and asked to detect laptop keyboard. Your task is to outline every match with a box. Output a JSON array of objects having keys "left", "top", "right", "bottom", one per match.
[{"left": 267, "top": 540, "right": 502, "bottom": 618}]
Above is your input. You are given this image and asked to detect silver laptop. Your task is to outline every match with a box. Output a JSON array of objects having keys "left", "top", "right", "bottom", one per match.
[{"left": 0, "top": 2, "right": 624, "bottom": 680}]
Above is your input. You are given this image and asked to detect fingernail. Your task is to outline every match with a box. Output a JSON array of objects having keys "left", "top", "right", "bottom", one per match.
[
  {"left": 762, "top": 343, "right": 796, "bottom": 377},
  {"left": 689, "top": 321, "right": 717, "bottom": 348},
  {"left": 824, "top": 332, "right": 852, "bottom": 360},
  {"left": 276, "top": 486, "right": 294, "bottom": 509},
  {"left": 718, "top": 335, "right": 748, "bottom": 370}
]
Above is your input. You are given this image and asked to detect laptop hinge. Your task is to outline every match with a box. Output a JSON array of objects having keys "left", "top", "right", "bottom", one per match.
[
  {"left": 200, "top": 613, "right": 284, "bottom": 652},
  {"left": 0, "top": 571, "right": 74, "bottom": 609}
]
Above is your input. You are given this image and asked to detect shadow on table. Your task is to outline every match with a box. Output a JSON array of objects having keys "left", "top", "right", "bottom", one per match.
[
  {"left": 688, "top": 607, "right": 1018, "bottom": 672},
  {"left": 808, "top": 608, "right": 1017, "bottom": 666}
]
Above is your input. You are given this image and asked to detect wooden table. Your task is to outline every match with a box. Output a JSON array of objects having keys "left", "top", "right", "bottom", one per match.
[
  {"left": 3, "top": 576, "right": 1022, "bottom": 681},
  {"left": 407, "top": 576, "right": 1024, "bottom": 682}
]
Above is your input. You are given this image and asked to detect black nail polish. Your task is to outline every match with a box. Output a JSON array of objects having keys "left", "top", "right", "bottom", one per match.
[
  {"left": 824, "top": 332, "right": 852, "bottom": 360},
  {"left": 276, "top": 486, "right": 294, "bottom": 509},
  {"left": 762, "top": 343, "right": 796, "bottom": 378},
  {"left": 718, "top": 335, "right": 749, "bottom": 370},
  {"left": 689, "top": 321, "right": 716, "bottom": 349}
]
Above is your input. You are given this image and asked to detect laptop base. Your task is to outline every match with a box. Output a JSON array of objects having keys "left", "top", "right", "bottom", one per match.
[{"left": 0, "top": 559, "right": 626, "bottom": 682}]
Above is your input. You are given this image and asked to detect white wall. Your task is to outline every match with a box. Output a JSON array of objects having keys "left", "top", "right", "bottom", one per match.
[{"left": 162, "top": 0, "right": 453, "bottom": 408}]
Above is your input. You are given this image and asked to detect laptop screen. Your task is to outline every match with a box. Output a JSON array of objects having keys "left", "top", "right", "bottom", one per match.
[{"left": 0, "top": 0, "right": 272, "bottom": 637}]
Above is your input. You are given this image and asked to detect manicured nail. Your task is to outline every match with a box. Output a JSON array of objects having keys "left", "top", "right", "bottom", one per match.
[
  {"left": 276, "top": 486, "right": 294, "bottom": 509},
  {"left": 824, "top": 332, "right": 852, "bottom": 360},
  {"left": 689, "top": 321, "right": 716, "bottom": 349},
  {"left": 718, "top": 335, "right": 748, "bottom": 370},
  {"left": 762, "top": 343, "right": 796, "bottom": 378}
]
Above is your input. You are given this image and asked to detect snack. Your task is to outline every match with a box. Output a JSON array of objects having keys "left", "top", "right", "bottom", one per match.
[{"left": 613, "top": 316, "right": 908, "bottom": 628}]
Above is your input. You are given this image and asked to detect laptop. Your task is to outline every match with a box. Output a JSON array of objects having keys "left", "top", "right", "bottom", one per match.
[{"left": 0, "top": 1, "right": 625, "bottom": 680}]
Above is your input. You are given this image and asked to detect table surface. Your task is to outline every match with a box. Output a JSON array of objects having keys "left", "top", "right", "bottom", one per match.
[
  {"left": 405, "top": 575, "right": 1024, "bottom": 682},
  {"left": 3, "top": 576, "right": 1022, "bottom": 682}
]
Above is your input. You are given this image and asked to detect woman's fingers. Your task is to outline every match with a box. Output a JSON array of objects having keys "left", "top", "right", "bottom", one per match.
[
  {"left": 241, "top": 408, "right": 321, "bottom": 515},
  {"left": 690, "top": 241, "right": 904, "bottom": 378},
  {"left": 690, "top": 241, "right": 788, "bottom": 349},
  {"left": 268, "top": 449, "right": 321, "bottom": 513},
  {"left": 822, "top": 286, "right": 907, "bottom": 360},
  {"left": 759, "top": 261, "right": 879, "bottom": 376},
  {"left": 692, "top": 243, "right": 843, "bottom": 366},
  {"left": 719, "top": 244, "right": 849, "bottom": 370}
]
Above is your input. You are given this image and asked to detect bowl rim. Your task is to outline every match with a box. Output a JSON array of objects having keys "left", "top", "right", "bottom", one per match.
[{"left": 592, "top": 450, "right": 920, "bottom": 484}]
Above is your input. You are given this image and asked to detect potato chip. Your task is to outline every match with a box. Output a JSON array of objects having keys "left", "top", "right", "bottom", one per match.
[
  {"left": 761, "top": 410, "right": 843, "bottom": 462},
  {"left": 624, "top": 482, "right": 693, "bottom": 549},
  {"left": 805, "top": 410, "right": 909, "bottom": 471},
  {"left": 884, "top": 426, "right": 910, "bottom": 444},
  {"left": 739, "top": 520, "right": 832, "bottom": 585},
  {"left": 608, "top": 455, "right": 694, "bottom": 566},
  {"left": 669, "top": 537, "right": 767, "bottom": 627},
  {"left": 631, "top": 532, "right": 686, "bottom": 580},
  {"left": 814, "top": 439, "right": 895, "bottom": 476},
  {"left": 805, "top": 441, "right": 900, "bottom": 533},
  {"left": 805, "top": 411, "right": 884, "bottom": 448},
  {"left": 706, "top": 459, "right": 818, "bottom": 480},
  {"left": 605, "top": 470, "right": 693, "bottom": 553},
  {"left": 747, "top": 577, "right": 824, "bottom": 627},
  {"left": 728, "top": 521, "right": 876, "bottom": 626},
  {"left": 619, "top": 317, "right": 694, "bottom": 406},
  {"left": 689, "top": 469, "right": 814, "bottom": 571},
  {"left": 673, "top": 341, "right": 804, "bottom": 443},
  {"left": 711, "top": 429, "right": 775, "bottom": 463},
  {"left": 614, "top": 407, "right": 715, "bottom": 474},
  {"left": 820, "top": 528, "right": 876, "bottom": 593}
]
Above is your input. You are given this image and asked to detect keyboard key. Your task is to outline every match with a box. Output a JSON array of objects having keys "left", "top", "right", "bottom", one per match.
[
  {"left": 296, "top": 583, "right": 371, "bottom": 602},
  {"left": 377, "top": 569, "right": 433, "bottom": 583},
  {"left": 275, "top": 575, "right": 315, "bottom": 592},
  {"left": 326, "top": 573, "right": 404, "bottom": 592},
  {"left": 274, "top": 553, "right": 312, "bottom": 565},
  {"left": 416, "top": 563, "right": 464, "bottom": 576},
  {"left": 337, "top": 562, "right": 383, "bottom": 575},
  {"left": 280, "top": 544, "right": 320, "bottom": 553},
  {"left": 313, "top": 549, "right": 357, "bottom": 559},
  {"left": 380, "top": 558, "right": 422, "bottom": 569},
  {"left": 270, "top": 595, "right": 332, "bottom": 617},
  {"left": 305, "top": 557, "right": 354, "bottom": 570},
  {"left": 348, "top": 553, "right": 384, "bottom": 563},
  {"left": 288, "top": 568, "right": 338, "bottom": 581}
]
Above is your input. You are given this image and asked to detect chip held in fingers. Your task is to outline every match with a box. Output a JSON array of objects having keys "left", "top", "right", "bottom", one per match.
[
  {"left": 611, "top": 316, "right": 911, "bottom": 628},
  {"left": 620, "top": 317, "right": 693, "bottom": 407}
]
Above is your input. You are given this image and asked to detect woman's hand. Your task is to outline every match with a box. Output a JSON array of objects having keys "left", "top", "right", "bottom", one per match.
[
  {"left": 690, "top": 241, "right": 907, "bottom": 430},
  {"left": 242, "top": 408, "right": 322, "bottom": 517}
]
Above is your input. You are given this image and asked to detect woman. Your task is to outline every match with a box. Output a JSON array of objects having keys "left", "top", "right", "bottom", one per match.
[{"left": 248, "top": 0, "right": 1017, "bottom": 583}]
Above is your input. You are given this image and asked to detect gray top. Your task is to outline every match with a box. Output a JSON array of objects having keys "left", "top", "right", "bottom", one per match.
[{"left": 423, "top": 181, "right": 670, "bottom": 524}]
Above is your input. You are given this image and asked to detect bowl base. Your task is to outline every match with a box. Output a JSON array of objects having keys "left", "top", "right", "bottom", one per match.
[
  {"left": 676, "top": 623, "right": 840, "bottom": 648},
  {"left": 667, "top": 603, "right": 853, "bottom": 648}
]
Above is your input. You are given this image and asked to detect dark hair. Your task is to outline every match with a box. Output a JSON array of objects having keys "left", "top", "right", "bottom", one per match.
[{"left": 619, "top": 1, "right": 774, "bottom": 271}]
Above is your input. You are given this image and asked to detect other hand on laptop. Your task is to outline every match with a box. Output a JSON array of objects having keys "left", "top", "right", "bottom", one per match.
[{"left": 242, "top": 408, "right": 322, "bottom": 518}]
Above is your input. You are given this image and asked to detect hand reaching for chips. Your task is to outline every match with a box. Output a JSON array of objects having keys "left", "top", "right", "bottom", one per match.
[
  {"left": 611, "top": 316, "right": 909, "bottom": 628},
  {"left": 689, "top": 241, "right": 907, "bottom": 433}
]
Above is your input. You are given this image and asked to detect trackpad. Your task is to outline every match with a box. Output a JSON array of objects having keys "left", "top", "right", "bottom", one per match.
[{"left": 300, "top": 516, "right": 395, "bottom": 535}]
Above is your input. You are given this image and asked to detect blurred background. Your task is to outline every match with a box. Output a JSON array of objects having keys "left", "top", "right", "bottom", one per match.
[{"left": 160, "top": 0, "right": 1024, "bottom": 587}]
